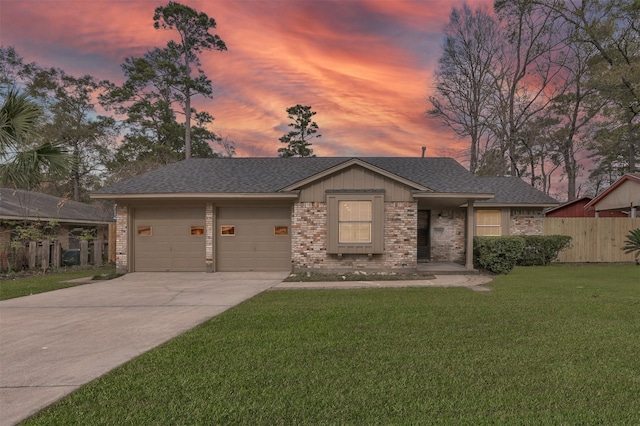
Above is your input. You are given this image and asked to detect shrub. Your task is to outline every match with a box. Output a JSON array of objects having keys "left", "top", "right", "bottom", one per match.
[
  {"left": 622, "top": 228, "right": 640, "bottom": 265},
  {"left": 518, "top": 235, "right": 572, "bottom": 266},
  {"left": 473, "top": 236, "right": 525, "bottom": 274}
]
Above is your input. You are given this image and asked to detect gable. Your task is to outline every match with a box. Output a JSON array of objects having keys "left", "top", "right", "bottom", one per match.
[
  {"left": 588, "top": 179, "right": 640, "bottom": 211},
  {"left": 297, "top": 164, "right": 417, "bottom": 202}
]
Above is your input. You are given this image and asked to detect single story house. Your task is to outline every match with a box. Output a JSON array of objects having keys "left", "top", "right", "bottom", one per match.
[
  {"left": 0, "top": 188, "right": 114, "bottom": 269},
  {"left": 545, "top": 197, "right": 627, "bottom": 218},
  {"left": 585, "top": 173, "right": 640, "bottom": 218},
  {"left": 90, "top": 157, "right": 558, "bottom": 274}
]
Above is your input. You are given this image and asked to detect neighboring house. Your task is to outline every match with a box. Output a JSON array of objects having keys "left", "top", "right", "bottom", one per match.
[
  {"left": 91, "top": 157, "right": 558, "bottom": 274},
  {"left": 0, "top": 188, "right": 114, "bottom": 261},
  {"left": 545, "top": 197, "right": 627, "bottom": 218},
  {"left": 585, "top": 173, "right": 640, "bottom": 218}
]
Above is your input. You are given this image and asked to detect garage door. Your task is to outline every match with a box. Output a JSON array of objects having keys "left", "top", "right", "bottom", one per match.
[
  {"left": 134, "top": 207, "right": 205, "bottom": 272},
  {"left": 217, "top": 206, "right": 291, "bottom": 271}
]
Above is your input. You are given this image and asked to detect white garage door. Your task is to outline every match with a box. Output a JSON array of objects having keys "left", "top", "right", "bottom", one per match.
[
  {"left": 134, "top": 206, "right": 206, "bottom": 272},
  {"left": 217, "top": 206, "right": 291, "bottom": 271}
]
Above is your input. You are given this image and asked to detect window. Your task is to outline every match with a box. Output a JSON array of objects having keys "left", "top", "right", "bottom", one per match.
[
  {"left": 476, "top": 210, "right": 502, "bottom": 236},
  {"left": 274, "top": 226, "right": 288, "bottom": 236},
  {"left": 190, "top": 226, "right": 204, "bottom": 236},
  {"left": 339, "top": 201, "right": 372, "bottom": 243},
  {"left": 327, "top": 192, "right": 384, "bottom": 254},
  {"left": 137, "top": 226, "right": 152, "bottom": 236},
  {"left": 220, "top": 225, "right": 235, "bottom": 236}
]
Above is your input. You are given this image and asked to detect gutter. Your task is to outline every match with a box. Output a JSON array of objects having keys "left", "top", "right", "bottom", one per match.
[{"left": 89, "top": 192, "right": 301, "bottom": 200}]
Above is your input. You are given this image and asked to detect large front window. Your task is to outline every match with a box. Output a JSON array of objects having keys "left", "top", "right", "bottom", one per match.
[
  {"left": 476, "top": 210, "right": 502, "bottom": 236},
  {"left": 339, "top": 201, "right": 372, "bottom": 243},
  {"left": 327, "top": 192, "right": 384, "bottom": 254}
]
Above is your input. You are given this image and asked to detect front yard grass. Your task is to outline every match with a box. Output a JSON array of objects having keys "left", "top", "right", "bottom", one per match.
[
  {"left": 24, "top": 264, "right": 640, "bottom": 425},
  {"left": 0, "top": 267, "right": 116, "bottom": 300}
]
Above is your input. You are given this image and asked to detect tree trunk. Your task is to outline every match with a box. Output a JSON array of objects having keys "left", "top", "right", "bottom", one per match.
[
  {"left": 628, "top": 117, "right": 636, "bottom": 173},
  {"left": 72, "top": 147, "right": 81, "bottom": 201},
  {"left": 564, "top": 153, "right": 576, "bottom": 202},
  {"left": 184, "top": 53, "right": 192, "bottom": 160},
  {"left": 185, "top": 91, "right": 191, "bottom": 160},
  {"left": 469, "top": 131, "right": 478, "bottom": 174}
]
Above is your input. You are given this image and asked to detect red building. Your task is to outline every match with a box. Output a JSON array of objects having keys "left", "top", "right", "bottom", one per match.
[{"left": 545, "top": 197, "right": 627, "bottom": 218}]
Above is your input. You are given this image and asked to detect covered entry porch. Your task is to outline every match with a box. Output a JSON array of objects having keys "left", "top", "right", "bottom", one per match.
[{"left": 413, "top": 192, "right": 493, "bottom": 270}]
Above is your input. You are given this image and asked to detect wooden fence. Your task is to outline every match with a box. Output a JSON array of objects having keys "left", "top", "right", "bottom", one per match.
[
  {"left": 1, "top": 239, "right": 109, "bottom": 272},
  {"left": 544, "top": 217, "right": 640, "bottom": 263}
]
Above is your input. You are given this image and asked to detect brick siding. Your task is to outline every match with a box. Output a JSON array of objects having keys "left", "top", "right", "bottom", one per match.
[
  {"left": 429, "top": 209, "right": 466, "bottom": 263},
  {"left": 205, "top": 203, "right": 214, "bottom": 272},
  {"left": 510, "top": 209, "right": 544, "bottom": 235},
  {"left": 292, "top": 201, "right": 417, "bottom": 272},
  {"left": 115, "top": 204, "right": 128, "bottom": 273}
]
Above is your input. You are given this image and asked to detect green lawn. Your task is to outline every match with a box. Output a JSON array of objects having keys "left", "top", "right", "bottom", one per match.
[
  {"left": 23, "top": 264, "right": 640, "bottom": 425},
  {"left": 0, "top": 267, "right": 116, "bottom": 300}
]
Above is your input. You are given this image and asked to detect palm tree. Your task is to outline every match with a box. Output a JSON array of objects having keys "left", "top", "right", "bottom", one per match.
[
  {"left": 622, "top": 228, "right": 640, "bottom": 265},
  {"left": 0, "top": 88, "right": 68, "bottom": 189}
]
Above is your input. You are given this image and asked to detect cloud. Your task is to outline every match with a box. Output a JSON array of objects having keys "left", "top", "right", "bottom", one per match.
[{"left": 0, "top": 0, "right": 490, "bottom": 161}]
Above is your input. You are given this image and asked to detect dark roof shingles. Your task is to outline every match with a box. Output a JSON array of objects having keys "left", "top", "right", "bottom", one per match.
[
  {"left": 1, "top": 188, "right": 113, "bottom": 222},
  {"left": 475, "top": 177, "right": 558, "bottom": 204},
  {"left": 93, "top": 157, "right": 558, "bottom": 205}
]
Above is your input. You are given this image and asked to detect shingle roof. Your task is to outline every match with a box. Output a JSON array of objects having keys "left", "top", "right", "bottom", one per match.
[
  {"left": 92, "top": 157, "right": 558, "bottom": 205},
  {"left": 93, "top": 158, "right": 347, "bottom": 194},
  {"left": 358, "top": 157, "right": 490, "bottom": 193},
  {"left": 0, "top": 188, "right": 113, "bottom": 223},
  {"left": 93, "top": 157, "right": 490, "bottom": 195},
  {"left": 475, "top": 177, "right": 559, "bottom": 205}
]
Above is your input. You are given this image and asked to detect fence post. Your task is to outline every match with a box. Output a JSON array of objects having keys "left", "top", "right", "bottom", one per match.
[
  {"left": 80, "top": 240, "right": 89, "bottom": 266},
  {"left": 52, "top": 242, "right": 61, "bottom": 269},
  {"left": 93, "top": 239, "right": 103, "bottom": 267},
  {"left": 40, "top": 240, "right": 50, "bottom": 272},
  {"left": 28, "top": 241, "right": 37, "bottom": 270}
]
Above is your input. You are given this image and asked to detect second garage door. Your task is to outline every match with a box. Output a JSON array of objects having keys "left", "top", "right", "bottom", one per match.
[{"left": 217, "top": 206, "right": 291, "bottom": 271}]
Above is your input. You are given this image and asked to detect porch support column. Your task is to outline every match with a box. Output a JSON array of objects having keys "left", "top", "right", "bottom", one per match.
[
  {"left": 465, "top": 200, "right": 475, "bottom": 270},
  {"left": 115, "top": 204, "right": 129, "bottom": 274}
]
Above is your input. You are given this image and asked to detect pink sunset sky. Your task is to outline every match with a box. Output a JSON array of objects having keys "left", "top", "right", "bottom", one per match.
[{"left": 0, "top": 0, "right": 492, "bottom": 161}]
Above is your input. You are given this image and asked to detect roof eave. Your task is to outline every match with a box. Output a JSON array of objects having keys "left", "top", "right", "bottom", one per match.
[
  {"left": 474, "top": 202, "right": 559, "bottom": 208},
  {"left": 412, "top": 192, "right": 495, "bottom": 201},
  {"left": 90, "top": 192, "right": 300, "bottom": 200},
  {"left": 0, "top": 215, "right": 113, "bottom": 225}
]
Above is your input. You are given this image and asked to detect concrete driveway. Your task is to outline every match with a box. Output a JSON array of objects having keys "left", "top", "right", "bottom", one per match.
[{"left": 0, "top": 271, "right": 288, "bottom": 426}]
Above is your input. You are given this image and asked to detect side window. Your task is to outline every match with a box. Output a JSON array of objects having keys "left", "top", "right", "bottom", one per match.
[
  {"left": 220, "top": 225, "right": 235, "bottom": 236},
  {"left": 327, "top": 193, "right": 384, "bottom": 254},
  {"left": 137, "top": 226, "right": 152, "bottom": 236},
  {"left": 476, "top": 210, "right": 502, "bottom": 236},
  {"left": 274, "top": 226, "right": 288, "bottom": 236},
  {"left": 190, "top": 226, "right": 204, "bottom": 236}
]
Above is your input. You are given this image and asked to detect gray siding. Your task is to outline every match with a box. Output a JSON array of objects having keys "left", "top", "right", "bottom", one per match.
[{"left": 298, "top": 165, "right": 414, "bottom": 202}]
